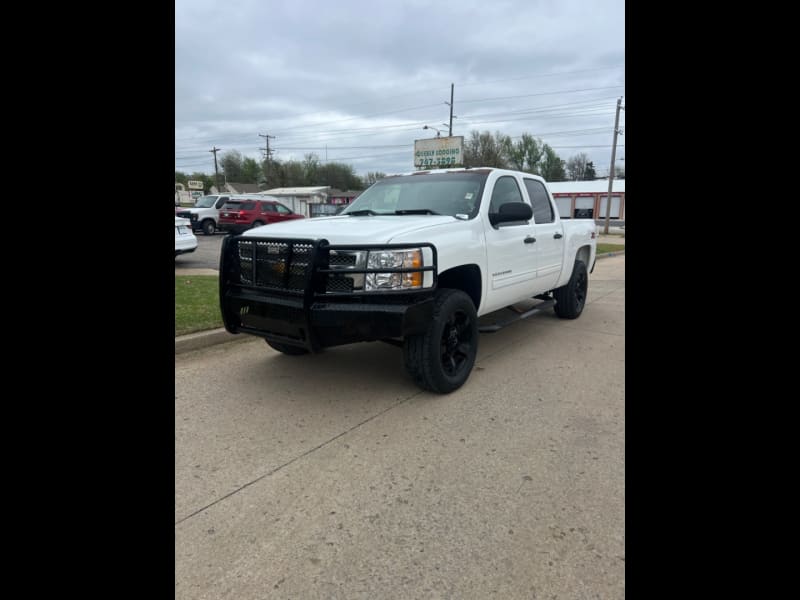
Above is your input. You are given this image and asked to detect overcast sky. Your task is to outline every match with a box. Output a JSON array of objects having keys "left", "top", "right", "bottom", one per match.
[{"left": 175, "top": 0, "right": 625, "bottom": 180}]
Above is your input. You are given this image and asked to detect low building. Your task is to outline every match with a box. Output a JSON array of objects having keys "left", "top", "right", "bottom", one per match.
[
  {"left": 262, "top": 186, "right": 361, "bottom": 217},
  {"left": 546, "top": 180, "right": 625, "bottom": 224},
  {"left": 210, "top": 182, "right": 263, "bottom": 195}
]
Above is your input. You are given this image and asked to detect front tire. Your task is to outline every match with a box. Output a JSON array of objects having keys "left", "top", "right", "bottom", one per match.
[
  {"left": 403, "top": 289, "right": 478, "bottom": 393},
  {"left": 266, "top": 339, "right": 309, "bottom": 355},
  {"left": 201, "top": 219, "right": 215, "bottom": 236},
  {"left": 252, "top": 220, "right": 265, "bottom": 228},
  {"left": 553, "top": 260, "right": 588, "bottom": 319}
]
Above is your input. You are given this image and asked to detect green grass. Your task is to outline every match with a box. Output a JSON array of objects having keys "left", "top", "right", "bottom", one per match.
[
  {"left": 175, "top": 275, "right": 223, "bottom": 336},
  {"left": 597, "top": 243, "right": 625, "bottom": 254}
]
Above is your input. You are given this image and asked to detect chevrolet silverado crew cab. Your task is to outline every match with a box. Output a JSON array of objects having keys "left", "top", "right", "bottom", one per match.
[{"left": 219, "top": 168, "right": 597, "bottom": 393}]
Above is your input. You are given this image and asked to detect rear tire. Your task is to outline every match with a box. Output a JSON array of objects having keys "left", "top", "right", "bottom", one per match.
[
  {"left": 266, "top": 339, "right": 309, "bottom": 355},
  {"left": 201, "top": 219, "right": 215, "bottom": 236},
  {"left": 252, "top": 220, "right": 265, "bottom": 229},
  {"left": 403, "top": 289, "right": 478, "bottom": 393},
  {"left": 553, "top": 260, "right": 588, "bottom": 319}
]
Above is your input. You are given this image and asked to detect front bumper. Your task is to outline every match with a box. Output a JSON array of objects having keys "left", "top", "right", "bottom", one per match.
[{"left": 219, "top": 235, "right": 438, "bottom": 352}]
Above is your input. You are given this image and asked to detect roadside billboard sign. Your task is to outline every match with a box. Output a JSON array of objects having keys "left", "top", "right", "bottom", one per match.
[{"left": 413, "top": 136, "right": 464, "bottom": 168}]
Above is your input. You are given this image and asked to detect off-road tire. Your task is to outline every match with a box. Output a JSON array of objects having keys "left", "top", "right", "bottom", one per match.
[
  {"left": 403, "top": 289, "right": 478, "bottom": 394},
  {"left": 553, "top": 260, "right": 588, "bottom": 319}
]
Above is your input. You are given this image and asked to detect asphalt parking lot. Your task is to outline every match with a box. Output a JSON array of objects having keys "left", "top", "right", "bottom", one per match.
[
  {"left": 174, "top": 231, "right": 224, "bottom": 270},
  {"left": 175, "top": 255, "right": 625, "bottom": 599}
]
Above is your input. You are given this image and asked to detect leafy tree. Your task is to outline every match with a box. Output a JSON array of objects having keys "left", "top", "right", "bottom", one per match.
[
  {"left": 539, "top": 145, "right": 567, "bottom": 181},
  {"left": 317, "top": 162, "right": 362, "bottom": 190},
  {"left": 220, "top": 150, "right": 244, "bottom": 182},
  {"left": 240, "top": 157, "right": 261, "bottom": 184},
  {"left": 463, "top": 130, "right": 509, "bottom": 168},
  {"left": 615, "top": 165, "right": 625, "bottom": 179},
  {"left": 303, "top": 153, "right": 320, "bottom": 183},
  {"left": 502, "top": 133, "right": 544, "bottom": 173},
  {"left": 284, "top": 160, "right": 306, "bottom": 187},
  {"left": 583, "top": 161, "right": 597, "bottom": 181},
  {"left": 175, "top": 171, "right": 188, "bottom": 187}
]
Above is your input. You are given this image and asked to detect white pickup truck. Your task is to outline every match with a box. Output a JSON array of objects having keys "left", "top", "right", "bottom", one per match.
[{"left": 220, "top": 168, "right": 597, "bottom": 393}]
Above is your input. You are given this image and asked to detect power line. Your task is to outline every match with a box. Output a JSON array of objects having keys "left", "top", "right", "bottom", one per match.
[
  {"left": 175, "top": 96, "right": 622, "bottom": 150},
  {"left": 175, "top": 85, "right": 624, "bottom": 144},
  {"left": 458, "top": 85, "right": 625, "bottom": 104}
]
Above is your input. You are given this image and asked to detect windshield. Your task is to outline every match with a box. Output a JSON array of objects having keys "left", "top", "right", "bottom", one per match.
[
  {"left": 342, "top": 172, "right": 488, "bottom": 218},
  {"left": 194, "top": 195, "right": 218, "bottom": 208}
]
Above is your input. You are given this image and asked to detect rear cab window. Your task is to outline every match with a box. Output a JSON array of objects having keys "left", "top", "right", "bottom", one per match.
[{"left": 223, "top": 201, "right": 256, "bottom": 210}]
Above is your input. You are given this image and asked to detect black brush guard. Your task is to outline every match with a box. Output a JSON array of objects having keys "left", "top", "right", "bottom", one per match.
[{"left": 219, "top": 235, "right": 438, "bottom": 352}]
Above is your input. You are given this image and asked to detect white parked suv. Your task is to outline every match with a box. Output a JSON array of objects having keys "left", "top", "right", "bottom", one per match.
[
  {"left": 175, "top": 194, "right": 232, "bottom": 236},
  {"left": 175, "top": 216, "right": 198, "bottom": 258}
]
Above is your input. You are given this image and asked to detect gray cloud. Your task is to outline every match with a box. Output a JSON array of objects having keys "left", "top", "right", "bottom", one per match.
[{"left": 176, "top": 0, "right": 625, "bottom": 176}]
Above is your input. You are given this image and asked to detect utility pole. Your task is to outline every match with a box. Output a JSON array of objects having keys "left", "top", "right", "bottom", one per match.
[
  {"left": 259, "top": 133, "right": 275, "bottom": 186},
  {"left": 209, "top": 146, "right": 221, "bottom": 192},
  {"left": 445, "top": 83, "right": 454, "bottom": 136},
  {"left": 603, "top": 97, "right": 624, "bottom": 235}
]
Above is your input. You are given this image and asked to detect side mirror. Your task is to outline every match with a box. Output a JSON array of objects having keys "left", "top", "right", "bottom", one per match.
[{"left": 489, "top": 202, "right": 533, "bottom": 226}]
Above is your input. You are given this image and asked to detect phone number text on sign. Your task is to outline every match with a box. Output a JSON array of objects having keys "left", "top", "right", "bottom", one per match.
[{"left": 417, "top": 156, "right": 460, "bottom": 167}]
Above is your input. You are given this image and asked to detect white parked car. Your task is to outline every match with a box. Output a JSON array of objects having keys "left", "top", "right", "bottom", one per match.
[{"left": 175, "top": 217, "right": 198, "bottom": 258}]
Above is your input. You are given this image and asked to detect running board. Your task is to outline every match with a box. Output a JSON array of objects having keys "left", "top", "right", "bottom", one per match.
[{"left": 478, "top": 299, "right": 554, "bottom": 333}]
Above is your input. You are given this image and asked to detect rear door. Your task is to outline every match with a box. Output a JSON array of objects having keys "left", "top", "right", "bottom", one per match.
[
  {"left": 523, "top": 178, "right": 563, "bottom": 292},
  {"left": 259, "top": 203, "right": 279, "bottom": 223}
]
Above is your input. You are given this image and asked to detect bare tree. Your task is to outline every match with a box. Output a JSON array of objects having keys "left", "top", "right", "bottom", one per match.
[
  {"left": 362, "top": 171, "right": 386, "bottom": 187},
  {"left": 565, "top": 153, "right": 590, "bottom": 181}
]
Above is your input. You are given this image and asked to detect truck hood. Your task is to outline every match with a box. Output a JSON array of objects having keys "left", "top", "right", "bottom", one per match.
[{"left": 244, "top": 215, "right": 458, "bottom": 244}]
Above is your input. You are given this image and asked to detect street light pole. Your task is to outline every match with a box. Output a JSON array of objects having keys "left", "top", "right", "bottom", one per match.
[{"left": 603, "top": 97, "right": 624, "bottom": 235}]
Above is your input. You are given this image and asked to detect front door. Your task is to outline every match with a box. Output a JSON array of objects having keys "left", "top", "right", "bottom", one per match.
[{"left": 482, "top": 175, "right": 538, "bottom": 313}]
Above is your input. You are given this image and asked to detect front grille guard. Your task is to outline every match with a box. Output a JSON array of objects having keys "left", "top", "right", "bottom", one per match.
[{"left": 220, "top": 236, "right": 438, "bottom": 340}]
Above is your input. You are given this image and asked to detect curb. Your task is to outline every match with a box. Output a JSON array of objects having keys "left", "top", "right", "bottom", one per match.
[
  {"left": 175, "top": 327, "right": 251, "bottom": 355},
  {"left": 175, "top": 253, "right": 625, "bottom": 354},
  {"left": 595, "top": 250, "right": 625, "bottom": 259}
]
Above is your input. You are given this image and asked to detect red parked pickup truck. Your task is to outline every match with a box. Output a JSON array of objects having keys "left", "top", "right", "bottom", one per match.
[{"left": 217, "top": 196, "right": 305, "bottom": 234}]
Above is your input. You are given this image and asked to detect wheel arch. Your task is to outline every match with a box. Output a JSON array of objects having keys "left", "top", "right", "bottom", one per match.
[
  {"left": 575, "top": 244, "right": 591, "bottom": 267},
  {"left": 436, "top": 264, "right": 482, "bottom": 311}
]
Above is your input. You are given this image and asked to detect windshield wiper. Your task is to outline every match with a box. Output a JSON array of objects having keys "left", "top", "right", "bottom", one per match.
[
  {"left": 345, "top": 209, "right": 378, "bottom": 216},
  {"left": 393, "top": 209, "right": 440, "bottom": 215}
]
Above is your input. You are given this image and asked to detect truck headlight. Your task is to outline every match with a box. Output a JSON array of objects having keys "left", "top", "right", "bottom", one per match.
[{"left": 366, "top": 248, "right": 423, "bottom": 290}]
